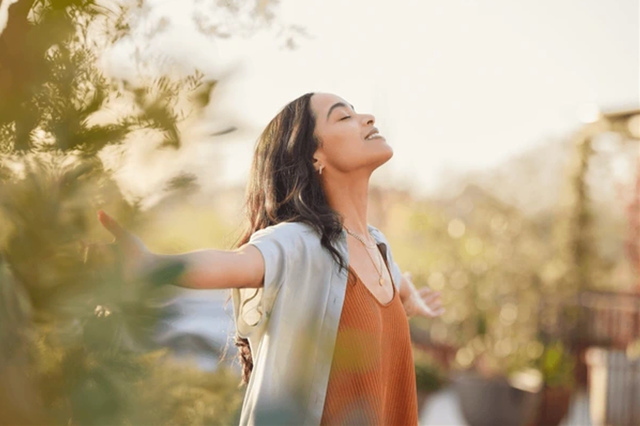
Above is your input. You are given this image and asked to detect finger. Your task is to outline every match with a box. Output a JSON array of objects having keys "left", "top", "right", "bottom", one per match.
[
  {"left": 421, "top": 302, "right": 445, "bottom": 317},
  {"left": 419, "top": 290, "right": 439, "bottom": 302},
  {"left": 419, "top": 293, "right": 442, "bottom": 308},
  {"left": 428, "top": 307, "right": 445, "bottom": 317},
  {"left": 422, "top": 293, "right": 441, "bottom": 302},
  {"left": 97, "top": 210, "right": 127, "bottom": 240},
  {"left": 423, "top": 303, "right": 442, "bottom": 314},
  {"left": 424, "top": 292, "right": 441, "bottom": 302},
  {"left": 425, "top": 300, "right": 443, "bottom": 312},
  {"left": 418, "top": 287, "right": 434, "bottom": 295}
]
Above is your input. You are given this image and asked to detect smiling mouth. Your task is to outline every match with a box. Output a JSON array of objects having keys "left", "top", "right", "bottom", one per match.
[{"left": 365, "top": 131, "right": 384, "bottom": 140}]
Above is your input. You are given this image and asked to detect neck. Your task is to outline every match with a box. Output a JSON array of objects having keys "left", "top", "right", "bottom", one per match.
[{"left": 321, "top": 171, "right": 371, "bottom": 237}]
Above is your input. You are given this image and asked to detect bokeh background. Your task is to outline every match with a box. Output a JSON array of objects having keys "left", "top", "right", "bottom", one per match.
[{"left": 0, "top": 0, "right": 638, "bottom": 425}]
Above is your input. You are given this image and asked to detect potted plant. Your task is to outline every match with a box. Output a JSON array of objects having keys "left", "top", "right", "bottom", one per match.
[
  {"left": 528, "top": 341, "right": 575, "bottom": 426},
  {"left": 451, "top": 335, "right": 543, "bottom": 426},
  {"left": 413, "top": 346, "right": 447, "bottom": 418}
]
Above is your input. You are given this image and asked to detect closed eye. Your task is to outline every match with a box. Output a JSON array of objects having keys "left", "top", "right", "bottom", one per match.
[{"left": 340, "top": 116, "right": 351, "bottom": 121}]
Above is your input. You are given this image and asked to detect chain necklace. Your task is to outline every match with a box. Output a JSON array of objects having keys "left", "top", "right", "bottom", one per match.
[{"left": 343, "top": 224, "right": 385, "bottom": 286}]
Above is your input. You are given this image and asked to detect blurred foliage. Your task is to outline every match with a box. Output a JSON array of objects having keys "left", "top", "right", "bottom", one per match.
[
  {"left": 0, "top": 0, "right": 217, "bottom": 155},
  {"left": 0, "top": 0, "right": 293, "bottom": 423},
  {"left": 381, "top": 185, "right": 549, "bottom": 376},
  {"left": 536, "top": 341, "right": 575, "bottom": 389},
  {"left": 1, "top": 0, "right": 635, "bottom": 421},
  {"left": 375, "top": 112, "right": 638, "bottom": 380},
  {"left": 413, "top": 346, "right": 447, "bottom": 393}
]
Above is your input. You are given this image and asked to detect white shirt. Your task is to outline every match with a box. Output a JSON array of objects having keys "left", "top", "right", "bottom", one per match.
[{"left": 232, "top": 221, "right": 404, "bottom": 426}]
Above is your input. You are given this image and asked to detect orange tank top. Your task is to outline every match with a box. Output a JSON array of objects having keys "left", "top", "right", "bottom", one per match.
[{"left": 319, "top": 263, "right": 419, "bottom": 426}]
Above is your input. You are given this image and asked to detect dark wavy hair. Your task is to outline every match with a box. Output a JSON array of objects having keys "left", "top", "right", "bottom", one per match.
[{"left": 224, "top": 92, "right": 350, "bottom": 386}]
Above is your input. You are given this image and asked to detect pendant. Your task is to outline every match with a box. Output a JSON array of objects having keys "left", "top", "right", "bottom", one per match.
[{"left": 379, "top": 277, "right": 384, "bottom": 286}]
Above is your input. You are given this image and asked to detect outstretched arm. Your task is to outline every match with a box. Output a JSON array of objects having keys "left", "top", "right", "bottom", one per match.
[
  {"left": 95, "top": 210, "right": 266, "bottom": 290},
  {"left": 152, "top": 244, "right": 266, "bottom": 290},
  {"left": 398, "top": 270, "right": 444, "bottom": 318}
]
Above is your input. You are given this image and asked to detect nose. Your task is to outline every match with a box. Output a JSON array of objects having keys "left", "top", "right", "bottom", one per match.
[{"left": 361, "top": 113, "right": 375, "bottom": 126}]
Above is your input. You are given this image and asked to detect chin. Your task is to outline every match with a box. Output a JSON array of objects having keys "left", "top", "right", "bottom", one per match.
[
  {"left": 375, "top": 150, "right": 393, "bottom": 168},
  {"left": 382, "top": 145, "right": 394, "bottom": 161}
]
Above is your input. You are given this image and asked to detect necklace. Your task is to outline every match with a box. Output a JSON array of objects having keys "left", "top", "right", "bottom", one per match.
[
  {"left": 344, "top": 225, "right": 377, "bottom": 248},
  {"left": 343, "top": 225, "right": 385, "bottom": 286}
]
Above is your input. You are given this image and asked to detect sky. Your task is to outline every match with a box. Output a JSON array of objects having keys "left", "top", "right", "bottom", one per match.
[{"left": 103, "top": 0, "right": 639, "bottom": 201}]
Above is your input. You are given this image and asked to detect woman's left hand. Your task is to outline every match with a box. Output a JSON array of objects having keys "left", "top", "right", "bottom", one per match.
[{"left": 402, "top": 272, "right": 445, "bottom": 318}]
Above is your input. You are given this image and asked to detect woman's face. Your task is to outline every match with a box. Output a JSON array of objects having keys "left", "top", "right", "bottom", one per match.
[{"left": 310, "top": 92, "right": 393, "bottom": 177}]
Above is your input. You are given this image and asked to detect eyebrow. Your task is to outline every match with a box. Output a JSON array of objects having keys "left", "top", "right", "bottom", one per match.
[{"left": 326, "top": 102, "right": 355, "bottom": 121}]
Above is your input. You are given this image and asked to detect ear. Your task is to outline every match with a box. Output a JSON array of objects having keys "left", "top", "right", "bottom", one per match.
[
  {"left": 312, "top": 155, "right": 322, "bottom": 171},
  {"left": 312, "top": 144, "right": 327, "bottom": 170}
]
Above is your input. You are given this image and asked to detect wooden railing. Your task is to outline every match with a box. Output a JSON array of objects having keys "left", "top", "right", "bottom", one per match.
[
  {"left": 573, "top": 290, "right": 640, "bottom": 349},
  {"left": 539, "top": 289, "right": 640, "bottom": 388},
  {"left": 539, "top": 290, "right": 640, "bottom": 348}
]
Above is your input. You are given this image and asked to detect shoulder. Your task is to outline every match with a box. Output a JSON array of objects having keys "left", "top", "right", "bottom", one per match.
[
  {"left": 253, "top": 220, "right": 316, "bottom": 235},
  {"left": 250, "top": 221, "right": 318, "bottom": 244}
]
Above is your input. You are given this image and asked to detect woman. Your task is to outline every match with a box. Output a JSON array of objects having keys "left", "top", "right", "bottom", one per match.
[{"left": 96, "top": 92, "right": 444, "bottom": 426}]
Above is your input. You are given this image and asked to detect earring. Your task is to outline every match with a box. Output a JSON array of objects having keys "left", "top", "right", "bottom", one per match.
[{"left": 318, "top": 164, "right": 324, "bottom": 175}]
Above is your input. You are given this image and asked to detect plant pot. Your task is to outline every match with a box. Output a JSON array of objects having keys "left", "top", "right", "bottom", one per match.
[
  {"left": 585, "top": 347, "right": 640, "bottom": 426},
  {"left": 452, "top": 371, "right": 541, "bottom": 426},
  {"left": 527, "top": 385, "right": 573, "bottom": 426}
]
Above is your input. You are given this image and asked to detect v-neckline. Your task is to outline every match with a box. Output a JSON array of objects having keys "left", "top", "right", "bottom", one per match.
[
  {"left": 349, "top": 265, "right": 396, "bottom": 307},
  {"left": 347, "top": 245, "right": 396, "bottom": 307}
]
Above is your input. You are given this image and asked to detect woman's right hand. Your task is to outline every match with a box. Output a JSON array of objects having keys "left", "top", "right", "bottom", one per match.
[{"left": 84, "top": 210, "right": 155, "bottom": 283}]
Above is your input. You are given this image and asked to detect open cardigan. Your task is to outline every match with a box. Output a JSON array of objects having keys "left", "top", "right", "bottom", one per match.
[{"left": 231, "top": 221, "right": 405, "bottom": 426}]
